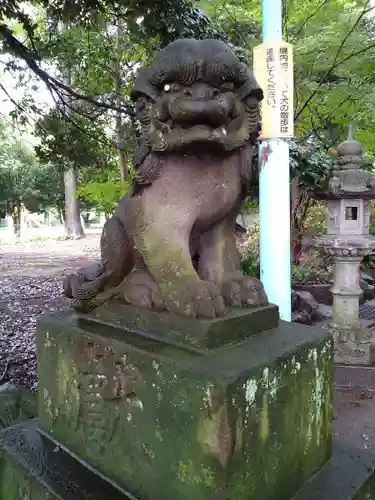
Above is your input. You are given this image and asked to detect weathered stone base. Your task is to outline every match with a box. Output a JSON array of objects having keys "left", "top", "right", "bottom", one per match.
[
  {"left": 315, "top": 322, "right": 375, "bottom": 365},
  {"left": 2, "top": 421, "right": 375, "bottom": 500},
  {"left": 0, "top": 419, "right": 129, "bottom": 500},
  {"left": 2, "top": 401, "right": 375, "bottom": 500},
  {"left": 334, "top": 332, "right": 375, "bottom": 366},
  {"left": 37, "top": 309, "right": 333, "bottom": 500},
  {"left": 330, "top": 323, "right": 364, "bottom": 343}
]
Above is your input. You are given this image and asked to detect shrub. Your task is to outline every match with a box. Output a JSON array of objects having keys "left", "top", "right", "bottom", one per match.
[
  {"left": 240, "top": 223, "right": 260, "bottom": 278},
  {"left": 77, "top": 180, "right": 131, "bottom": 218},
  {"left": 292, "top": 249, "right": 333, "bottom": 284},
  {"left": 240, "top": 222, "right": 333, "bottom": 284},
  {"left": 303, "top": 202, "right": 327, "bottom": 236}
]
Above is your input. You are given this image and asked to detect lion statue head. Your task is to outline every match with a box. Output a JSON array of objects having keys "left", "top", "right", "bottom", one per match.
[{"left": 130, "top": 38, "right": 263, "bottom": 188}]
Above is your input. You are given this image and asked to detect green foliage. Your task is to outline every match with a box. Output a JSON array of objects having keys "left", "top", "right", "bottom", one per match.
[
  {"left": 199, "top": 0, "right": 375, "bottom": 152},
  {"left": 362, "top": 253, "right": 375, "bottom": 269},
  {"left": 240, "top": 209, "right": 330, "bottom": 282},
  {"left": 40, "top": 21, "right": 150, "bottom": 100},
  {"left": 0, "top": 120, "right": 37, "bottom": 214},
  {"left": 301, "top": 202, "right": 327, "bottom": 237},
  {"left": 1, "top": 0, "right": 375, "bottom": 225},
  {"left": 197, "top": 0, "right": 259, "bottom": 60},
  {"left": 0, "top": 119, "right": 68, "bottom": 216},
  {"left": 290, "top": 0, "right": 375, "bottom": 148},
  {"left": 4, "top": 0, "right": 375, "bottom": 153},
  {"left": 289, "top": 139, "right": 333, "bottom": 188},
  {"left": 240, "top": 223, "right": 260, "bottom": 278},
  {"left": 288, "top": 139, "right": 331, "bottom": 263},
  {"left": 77, "top": 179, "right": 131, "bottom": 216},
  {"left": 22, "top": 162, "right": 65, "bottom": 214},
  {"left": 2, "top": 0, "right": 375, "bottom": 147},
  {"left": 34, "top": 109, "right": 115, "bottom": 171},
  {"left": 241, "top": 197, "right": 258, "bottom": 213},
  {"left": 32, "top": 0, "right": 224, "bottom": 45},
  {"left": 292, "top": 253, "right": 333, "bottom": 285},
  {"left": 241, "top": 232, "right": 333, "bottom": 285},
  {"left": 1, "top": 0, "right": 224, "bottom": 66},
  {"left": 241, "top": 251, "right": 260, "bottom": 279},
  {"left": 369, "top": 200, "right": 375, "bottom": 236}
]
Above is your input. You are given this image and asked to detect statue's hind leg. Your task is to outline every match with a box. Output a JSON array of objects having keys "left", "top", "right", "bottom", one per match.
[
  {"left": 100, "top": 215, "right": 135, "bottom": 289},
  {"left": 64, "top": 215, "right": 136, "bottom": 312}
]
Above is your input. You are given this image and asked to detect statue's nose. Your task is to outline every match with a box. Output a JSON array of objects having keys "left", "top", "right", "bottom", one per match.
[{"left": 186, "top": 82, "right": 219, "bottom": 100}]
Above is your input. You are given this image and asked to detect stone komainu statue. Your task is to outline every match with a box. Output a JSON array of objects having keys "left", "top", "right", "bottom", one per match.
[{"left": 64, "top": 38, "right": 268, "bottom": 318}]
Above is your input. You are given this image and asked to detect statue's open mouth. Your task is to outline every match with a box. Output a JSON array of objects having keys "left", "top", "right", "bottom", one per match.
[
  {"left": 149, "top": 94, "right": 250, "bottom": 153},
  {"left": 168, "top": 97, "right": 231, "bottom": 128}
]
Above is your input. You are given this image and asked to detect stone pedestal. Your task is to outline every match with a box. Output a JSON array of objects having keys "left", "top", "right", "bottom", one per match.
[
  {"left": 1, "top": 305, "right": 375, "bottom": 499},
  {"left": 314, "top": 240, "right": 375, "bottom": 366},
  {"left": 334, "top": 333, "right": 375, "bottom": 366},
  {"left": 330, "top": 255, "right": 363, "bottom": 340},
  {"left": 329, "top": 248, "right": 375, "bottom": 365},
  {"left": 332, "top": 250, "right": 375, "bottom": 365},
  {"left": 32, "top": 307, "right": 332, "bottom": 500}
]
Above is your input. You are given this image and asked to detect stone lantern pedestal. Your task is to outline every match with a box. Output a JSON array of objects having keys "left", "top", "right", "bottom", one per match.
[
  {"left": 316, "top": 238, "right": 375, "bottom": 364},
  {"left": 313, "top": 126, "right": 375, "bottom": 365}
]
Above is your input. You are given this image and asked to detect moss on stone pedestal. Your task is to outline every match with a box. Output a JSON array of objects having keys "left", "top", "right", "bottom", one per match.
[
  {"left": 0, "top": 384, "right": 36, "bottom": 430},
  {"left": 0, "top": 454, "right": 54, "bottom": 500},
  {"left": 354, "top": 470, "right": 375, "bottom": 500},
  {"left": 37, "top": 310, "right": 333, "bottom": 500},
  {"left": 0, "top": 420, "right": 129, "bottom": 500},
  {"left": 79, "top": 302, "right": 279, "bottom": 350}
]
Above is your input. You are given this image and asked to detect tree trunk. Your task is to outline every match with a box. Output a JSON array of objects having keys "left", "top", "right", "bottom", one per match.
[
  {"left": 57, "top": 207, "right": 64, "bottom": 225},
  {"left": 115, "top": 23, "right": 128, "bottom": 182},
  {"left": 62, "top": 26, "right": 85, "bottom": 238},
  {"left": 12, "top": 201, "right": 21, "bottom": 238},
  {"left": 291, "top": 183, "right": 311, "bottom": 265},
  {"left": 291, "top": 177, "right": 300, "bottom": 263},
  {"left": 64, "top": 166, "right": 85, "bottom": 238}
]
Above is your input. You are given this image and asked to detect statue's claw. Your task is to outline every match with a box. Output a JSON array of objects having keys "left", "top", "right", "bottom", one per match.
[
  {"left": 221, "top": 276, "right": 268, "bottom": 308},
  {"left": 120, "top": 271, "right": 165, "bottom": 310},
  {"left": 160, "top": 280, "right": 226, "bottom": 319}
]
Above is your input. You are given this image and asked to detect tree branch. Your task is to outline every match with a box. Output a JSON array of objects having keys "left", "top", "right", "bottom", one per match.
[
  {"left": 294, "top": 3, "right": 374, "bottom": 121},
  {"left": 291, "top": 0, "right": 328, "bottom": 40},
  {"left": 0, "top": 24, "right": 135, "bottom": 117}
]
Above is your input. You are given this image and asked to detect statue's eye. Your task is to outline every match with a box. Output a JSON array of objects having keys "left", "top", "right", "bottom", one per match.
[{"left": 163, "top": 83, "right": 180, "bottom": 92}]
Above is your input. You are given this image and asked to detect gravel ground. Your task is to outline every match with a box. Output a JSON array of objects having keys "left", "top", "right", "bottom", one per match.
[{"left": 0, "top": 235, "right": 101, "bottom": 391}]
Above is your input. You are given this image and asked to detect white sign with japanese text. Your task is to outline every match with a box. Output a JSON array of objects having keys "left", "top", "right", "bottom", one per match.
[{"left": 253, "top": 41, "right": 294, "bottom": 139}]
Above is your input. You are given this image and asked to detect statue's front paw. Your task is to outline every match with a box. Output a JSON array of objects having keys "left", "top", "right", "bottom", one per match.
[
  {"left": 160, "top": 280, "right": 226, "bottom": 319},
  {"left": 221, "top": 277, "right": 268, "bottom": 308}
]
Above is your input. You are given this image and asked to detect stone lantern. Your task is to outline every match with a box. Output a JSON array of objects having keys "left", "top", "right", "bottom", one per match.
[{"left": 314, "top": 125, "right": 375, "bottom": 364}]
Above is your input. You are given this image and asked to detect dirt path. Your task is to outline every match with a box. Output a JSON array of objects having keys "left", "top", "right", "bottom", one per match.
[{"left": 0, "top": 235, "right": 100, "bottom": 390}]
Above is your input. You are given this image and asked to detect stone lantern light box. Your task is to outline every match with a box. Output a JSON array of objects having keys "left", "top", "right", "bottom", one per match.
[{"left": 327, "top": 198, "right": 369, "bottom": 236}]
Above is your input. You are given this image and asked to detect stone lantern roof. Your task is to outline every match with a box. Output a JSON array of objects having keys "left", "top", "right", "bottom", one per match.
[
  {"left": 336, "top": 123, "right": 363, "bottom": 161},
  {"left": 313, "top": 124, "right": 375, "bottom": 200}
]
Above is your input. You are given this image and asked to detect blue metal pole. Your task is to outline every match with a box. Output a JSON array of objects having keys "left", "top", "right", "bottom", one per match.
[
  {"left": 259, "top": 0, "right": 292, "bottom": 321},
  {"left": 262, "top": 0, "right": 282, "bottom": 40}
]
